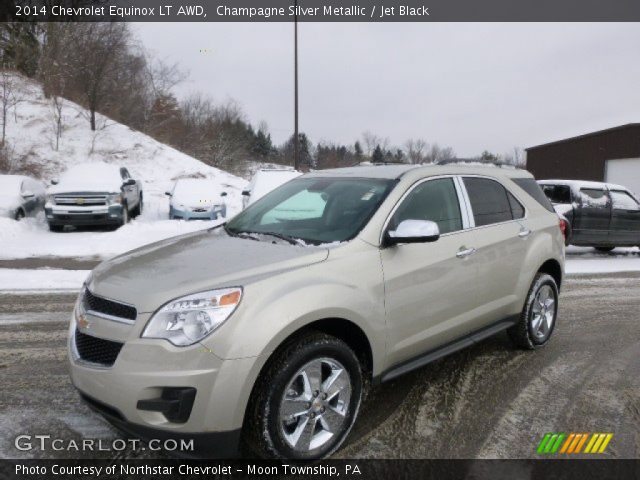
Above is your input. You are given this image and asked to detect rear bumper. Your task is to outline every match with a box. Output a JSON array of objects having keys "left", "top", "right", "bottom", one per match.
[{"left": 46, "top": 205, "right": 124, "bottom": 226}]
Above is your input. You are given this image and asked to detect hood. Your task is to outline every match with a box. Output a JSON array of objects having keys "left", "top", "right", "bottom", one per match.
[
  {"left": 48, "top": 182, "right": 120, "bottom": 195},
  {"left": 89, "top": 228, "right": 329, "bottom": 313},
  {"left": 0, "top": 194, "right": 20, "bottom": 212}
]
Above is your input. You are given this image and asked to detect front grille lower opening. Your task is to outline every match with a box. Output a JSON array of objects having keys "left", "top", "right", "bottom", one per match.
[{"left": 74, "top": 329, "right": 124, "bottom": 367}]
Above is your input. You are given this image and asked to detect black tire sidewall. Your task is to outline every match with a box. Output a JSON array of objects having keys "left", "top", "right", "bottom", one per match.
[
  {"left": 526, "top": 274, "right": 559, "bottom": 346},
  {"left": 262, "top": 339, "right": 363, "bottom": 460}
]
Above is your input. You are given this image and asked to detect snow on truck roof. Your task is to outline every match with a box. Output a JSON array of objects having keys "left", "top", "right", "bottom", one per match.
[
  {"left": 538, "top": 179, "right": 629, "bottom": 191},
  {"left": 304, "top": 163, "right": 532, "bottom": 180}
]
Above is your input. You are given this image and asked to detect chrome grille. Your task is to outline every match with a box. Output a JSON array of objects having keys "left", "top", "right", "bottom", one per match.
[
  {"left": 54, "top": 195, "right": 108, "bottom": 206},
  {"left": 83, "top": 289, "right": 137, "bottom": 321}
]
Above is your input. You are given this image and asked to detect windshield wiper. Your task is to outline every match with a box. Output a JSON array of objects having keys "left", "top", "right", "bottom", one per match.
[
  {"left": 224, "top": 225, "right": 260, "bottom": 242},
  {"left": 256, "top": 231, "right": 305, "bottom": 246}
]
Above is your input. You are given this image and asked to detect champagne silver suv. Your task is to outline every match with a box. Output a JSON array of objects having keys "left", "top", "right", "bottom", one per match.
[{"left": 68, "top": 165, "right": 564, "bottom": 459}]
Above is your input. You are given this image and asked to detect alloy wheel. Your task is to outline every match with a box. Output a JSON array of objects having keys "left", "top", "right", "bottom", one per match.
[
  {"left": 530, "top": 284, "right": 556, "bottom": 340},
  {"left": 278, "top": 357, "right": 351, "bottom": 452}
]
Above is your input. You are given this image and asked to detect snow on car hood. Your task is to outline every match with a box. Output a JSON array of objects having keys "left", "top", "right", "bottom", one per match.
[
  {"left": 0, "top": 194, "right": 20, "bottom": 213},
  {"left": 171, "top": 180, "right": 225, "bottom": 207},
  {"left": 89, "top": 227, "right": 329, "bottom": 313},
  {"left": 48, "top": 162, "right": 123, "bottom": 194}
]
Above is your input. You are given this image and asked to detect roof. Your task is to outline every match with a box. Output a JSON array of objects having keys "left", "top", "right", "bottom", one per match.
[
  {"left": 526, "top": 123, "right": 640, "bottom": 151},
  {"left": 304, "top": 163, "right": 531, "bottom": 180},
  {"left": 538, "top": 179, "right": 628, "bottom": 191}
]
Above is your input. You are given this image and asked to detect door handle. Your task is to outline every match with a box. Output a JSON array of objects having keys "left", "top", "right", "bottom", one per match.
[
  {"left": 518, "top": 229, "right": 532, "bottom": 238},
  {"left": 456, "top": 247, "right": 477, "bottom": 258}
]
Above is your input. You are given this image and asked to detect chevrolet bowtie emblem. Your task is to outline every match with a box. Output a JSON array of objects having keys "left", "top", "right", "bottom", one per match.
[
  {"left": 76, "top": 198, "right": 85, "bottom": 205},
  {"left": 77, "top": 314, "right": 90, "bottom": 329}
]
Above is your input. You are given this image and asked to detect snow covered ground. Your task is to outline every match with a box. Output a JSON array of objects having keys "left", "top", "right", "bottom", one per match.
[
  {"left": 1, "top": 74, "right": 247, "bottom": 260},
  {"left": 0, "top": 268, "right": 88, "bottom": 293}
]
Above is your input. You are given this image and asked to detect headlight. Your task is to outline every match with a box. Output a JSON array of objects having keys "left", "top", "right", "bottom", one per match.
[
  {"left": 141, "top": 287, "right": 242, "bottom": 346},
  {"left": 107, "top": 193, "right": 123, "bottom": 205},
  {"left": 46, "top": 194, "right": 56, "bottom": 204}
]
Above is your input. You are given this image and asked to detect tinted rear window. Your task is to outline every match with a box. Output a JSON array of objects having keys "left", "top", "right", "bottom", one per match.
[{"left": 513, "top": 178, "right": 555, "bottom": 213}]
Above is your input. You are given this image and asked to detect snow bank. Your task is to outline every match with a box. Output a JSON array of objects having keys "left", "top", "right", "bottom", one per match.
[
  {"left": 1, "top": 74, "right": 248, "bottom": 260},
  {"left": 0, "top": 268, "right": 88, "bottom": 292}
]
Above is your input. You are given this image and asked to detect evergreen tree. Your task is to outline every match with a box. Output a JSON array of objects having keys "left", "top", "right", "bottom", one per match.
[
  {"left": 372, "top": 145, "right": 384, "bottom": 164},
  {"left": 354, "top": 141, "right": 363, "bottom": 159}
]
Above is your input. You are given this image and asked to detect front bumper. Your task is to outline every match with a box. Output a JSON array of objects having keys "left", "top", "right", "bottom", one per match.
[
  {"left": 46, "top": 204, "right": 124, "bottom": 226},
  {"left": 68, "top": 312, "right": 258, "bottom": 458},
  {"left": 170, "top": 205, "right": 225, "bottom": 220}
]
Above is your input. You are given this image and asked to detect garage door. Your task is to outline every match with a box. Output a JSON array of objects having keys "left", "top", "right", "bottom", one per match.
[{"left": 606, "top": 158, "right": 640, "bottom": 196}]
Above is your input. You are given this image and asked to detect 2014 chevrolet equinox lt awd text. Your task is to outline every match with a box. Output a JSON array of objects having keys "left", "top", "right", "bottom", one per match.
[{"left": 69, "top": 165, "right": 565, "bottom": 459}]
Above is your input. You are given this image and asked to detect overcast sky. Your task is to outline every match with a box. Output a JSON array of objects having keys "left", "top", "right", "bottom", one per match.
[{"left": 135, "top": 23, "right": 640, "bottom": 157}]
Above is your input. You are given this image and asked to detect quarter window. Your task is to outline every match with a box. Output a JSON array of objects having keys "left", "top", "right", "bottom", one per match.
[
  {"left": 390, "top": 178, "right": 463, "bottom": 234},
  {"left": 507, "top": 192, "right": 525, "bottom": 219},
  {"left": 610, "top": 190, "right": 640, "bottom": 211},
  {"left": 463, "top": 177, "right": 513, "bottom": 227}
]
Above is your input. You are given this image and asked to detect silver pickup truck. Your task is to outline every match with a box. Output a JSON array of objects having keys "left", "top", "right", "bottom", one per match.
[{"left": 45, "top": 162, "right": 143, "bottom": 231}]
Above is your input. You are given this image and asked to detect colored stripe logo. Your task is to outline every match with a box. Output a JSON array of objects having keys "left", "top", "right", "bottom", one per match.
[{"left": 537, "top": 433, "right": 613, "bottom": 454}]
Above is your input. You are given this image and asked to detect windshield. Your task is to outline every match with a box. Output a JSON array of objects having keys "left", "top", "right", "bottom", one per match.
[{"left": 227, "top": 176, "right": 395, "bottom": 245}]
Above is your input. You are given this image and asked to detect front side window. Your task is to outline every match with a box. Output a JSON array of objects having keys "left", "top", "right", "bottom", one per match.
[
  {"left": 389, "top": 178, "right": 463, "bottom": 234},
  {"left": 610, "top": 190, "right": 640, "bottom": 211},
  {"left": 463, "top": 177, "right": 513, "bottom": 227},
  {"left": 579, "top": 189, "right": 609, "bottom": 209},
  {"left": 226, "top": 177, "right": 394, "bottom": 244}
]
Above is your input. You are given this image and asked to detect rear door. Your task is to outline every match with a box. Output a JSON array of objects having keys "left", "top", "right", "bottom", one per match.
[
  {"left": 461, "top": 176, "right": 528, "bottom": 330},
  {"left": 574, "top": 188, "right": 611, "bottom": 245},
  {"left": 608, "top": 190, "right": 640, "bottom": 246}
]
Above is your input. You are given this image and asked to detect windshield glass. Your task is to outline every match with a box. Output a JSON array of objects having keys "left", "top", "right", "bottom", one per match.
[{"left": 226, "top": 176, "right": 395, "bottom": 244}]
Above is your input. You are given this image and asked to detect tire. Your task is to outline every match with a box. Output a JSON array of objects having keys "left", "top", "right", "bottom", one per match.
[
  {"left": 508, "top": 273, "right": 559, "bottom": 350},
  {"left": 48, "top": 224, "right": 63, "bottom": 232},
  {"left": 118, "top": 203, "right": 129, "bottom": 227},
  {"left": 14, "top": 209, "right": 25, "bottom": 221},
  {"left": 132, "top": 195, "right": 143, "bottom": 217},
  {"left": 244, "top": 332, "right": 364, "bottom": 460},
  {"left": 595, "top": 246, "right": 615, "bottom": 253}
]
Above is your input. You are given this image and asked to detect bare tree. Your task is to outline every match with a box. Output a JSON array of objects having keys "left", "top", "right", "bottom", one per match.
[
  {"left": 404, "top": 138, "right": 428, "bottom": 164},
  {"left": 362, "top": 131, "right": 389, "bottom": 157},
  {"left": 423, "top": 143, "right": 456, "bottom": 163},
  {"left": 66, "top": 23, "right": 131, "bottom": 131},
  {"left": 0, "top": 69, "right": 22, "bottom": 146},
  {"left": 50, "top": 92, "right": 64, "bottom": 151}
]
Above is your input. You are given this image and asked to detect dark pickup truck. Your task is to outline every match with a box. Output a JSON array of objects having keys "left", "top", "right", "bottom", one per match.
[{"left": 538, "top": 179, "right": 640, "bottom": 251}]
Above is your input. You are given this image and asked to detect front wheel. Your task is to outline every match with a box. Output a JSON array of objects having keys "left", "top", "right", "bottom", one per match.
[
  {"left": 14, "top": 209, "right": 25, "bottom": 221},
  {"left": 244, "top": 332, "right": 363, "bottom": 459},
  {"left": 118, "top": 203, "right": 129, "bottom": 227},
  {"left": 508, "top": 273, "right": 559, "bottom": 350}
]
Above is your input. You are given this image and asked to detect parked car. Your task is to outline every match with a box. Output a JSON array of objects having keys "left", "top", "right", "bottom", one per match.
[
  {"left": 242, "top": 168, "right": 302, "bottom": 209},
  {"left": 0, "top": 174, "right": 46, "bottom": 220},
  {"left": 166, "top": 178, "right": 227, "bottom": 220},
  {"left": 45, "top": 162, "right": 143, "bottom": 231},
  {"left": 539, "top": 179, "right": 640, "bottom": 251},
  {"left": 69, "top": 165, "right": 564, "bottom": 459}
]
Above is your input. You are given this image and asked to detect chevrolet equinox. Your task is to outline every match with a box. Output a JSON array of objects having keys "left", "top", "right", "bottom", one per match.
[{"left": 68, "top": 165, "right": 564, "bottom": 459}]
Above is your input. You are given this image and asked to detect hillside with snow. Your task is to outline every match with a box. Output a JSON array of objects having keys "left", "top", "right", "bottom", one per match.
[{"left": 0, "top": 74, "right": 248, "bottom": 260}]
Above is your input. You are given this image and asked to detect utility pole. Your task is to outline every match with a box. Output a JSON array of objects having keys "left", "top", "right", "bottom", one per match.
[{"left": 293, "top": 0, "right": 299, "bottom": 170}]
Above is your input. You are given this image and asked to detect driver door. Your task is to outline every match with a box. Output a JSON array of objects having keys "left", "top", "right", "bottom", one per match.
[{"left": 380, "top": 176, "right": 480, "bottom": 368}]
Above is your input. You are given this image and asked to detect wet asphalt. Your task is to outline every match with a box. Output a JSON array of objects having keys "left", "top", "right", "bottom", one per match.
[{"left": 0, "top": 274, "right": 639, "bottom": 459}]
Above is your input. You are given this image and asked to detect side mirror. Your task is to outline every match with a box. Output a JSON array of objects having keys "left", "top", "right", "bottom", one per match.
[
  {"left": 22, "top": 190, "right": 35, "bottom": 199},
  {"left": 123, "top": 179, "right": 136, "bottom": 187},
  {"left": 51, "top": 179, "right": 59, "bottom": 186},
  {"left": 241, "top": 190, "right": 250, "bottom": 197},
  {"left": 385, "top": 220, "right": 440, "bottom": 246},
  {"left": 165, "top": 191, "right": 172, "bottom": 196},
  {"left": 221, "top": 192, "right": 228, "bottom": 197}
]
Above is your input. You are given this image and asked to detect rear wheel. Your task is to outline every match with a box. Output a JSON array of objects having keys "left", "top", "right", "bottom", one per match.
[
  {"left": 244, "top": 332, "right": 363, "bottom": 459},
  {"left": 508, "top": 273, "right": 559, "bottom": 350},
  {"left": 48, "top": 224, "right": 63, "bottom": 232},
  {"left": 595, "top": 246, "right": 615, "bottom": 253}
]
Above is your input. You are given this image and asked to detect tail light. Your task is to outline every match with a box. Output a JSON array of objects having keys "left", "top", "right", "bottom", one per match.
[{"left": 559, "top": 218, "right": 567, "bottom": 240}]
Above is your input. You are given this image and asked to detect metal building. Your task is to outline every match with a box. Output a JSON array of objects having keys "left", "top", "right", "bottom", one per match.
[{"left": 526, "top": 123, "right": 640, "bottom": 194}]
